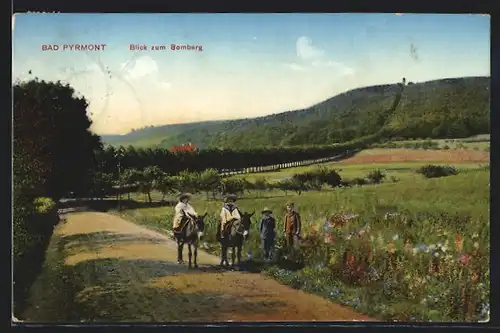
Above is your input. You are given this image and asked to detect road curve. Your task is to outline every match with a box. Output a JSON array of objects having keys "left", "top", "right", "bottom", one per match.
[{"left": 21, "top": 211, "right": 375, "bottom": 323}]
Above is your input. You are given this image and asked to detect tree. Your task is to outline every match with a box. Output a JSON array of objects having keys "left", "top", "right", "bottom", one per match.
[
  {"left": 198, "top": 169, "right": 222, "bottom": 200},
  {"left": 92, "top": 171, "right": 114, "bottom": 199},
  {"left": 155, "top": 172, "right": 176, "bottom": 201},
  {"left": 13, "top": 78, "right": 102, "bottom": 200},
  {"left": 253, "top": 177, "right": 269, "bottom": 198},
  {"left": 137, "top": 166, "right": 163, "bottom": 204},
  {"left": 120, "top": 168, "right": 141, "bottom": 200}
]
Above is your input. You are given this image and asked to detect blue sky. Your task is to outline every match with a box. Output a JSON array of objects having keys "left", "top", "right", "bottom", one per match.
[{"left": 12, "top": 13, "right": 490, "bottom": 134}]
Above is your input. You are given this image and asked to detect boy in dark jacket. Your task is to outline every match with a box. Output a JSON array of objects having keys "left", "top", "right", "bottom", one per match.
[{"left": 259, "top": 208, "right": 276, "bottom": 261}]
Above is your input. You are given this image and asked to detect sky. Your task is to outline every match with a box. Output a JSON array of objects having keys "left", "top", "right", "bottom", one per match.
[{"left": 12, "top": 13, "right": 490, "bottom": 135}]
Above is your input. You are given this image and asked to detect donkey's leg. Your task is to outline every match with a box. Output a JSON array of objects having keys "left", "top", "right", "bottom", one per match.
[
  {"left": 237, "top": 244, "right": 242, "bottom": 265},
  {"left": 177, "top": 241, "right": 184, "bottom": 264},
  {"left": 193, "top": 244, "right": 198, "bottom": 268},
  {"left": 220, "top": 243, "right": 226, "bottom": 266},
  {"left": 188, "top": 243, "right": 193, "bottom": 268},
  {"left": 230, "top": 246, "right": 236, "bottom": 267}
]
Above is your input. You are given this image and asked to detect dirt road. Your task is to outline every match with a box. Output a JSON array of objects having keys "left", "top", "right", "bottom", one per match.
[{"left": 21, "top": 211, "right": 375, "bottom": 322}]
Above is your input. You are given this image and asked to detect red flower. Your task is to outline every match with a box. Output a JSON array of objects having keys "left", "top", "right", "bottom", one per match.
[{"left": 459, "top": 253, "right": 471, "bottom": 266}]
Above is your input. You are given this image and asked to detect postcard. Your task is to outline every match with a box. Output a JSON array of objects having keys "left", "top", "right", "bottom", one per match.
[{"left": 12, "top": 13, "right": 490, "bottom": 324}]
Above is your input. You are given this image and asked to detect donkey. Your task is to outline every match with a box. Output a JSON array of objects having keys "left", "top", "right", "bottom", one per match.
[
  {"left": 219, "top": 211, "right": 254, "bottom": 267},
  {"left": 174, "top": 212, "right": 207, "bottom": 269}
]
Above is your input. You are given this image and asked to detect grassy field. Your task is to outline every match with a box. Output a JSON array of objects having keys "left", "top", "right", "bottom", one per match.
[
  {"left": 379, "top": 135, "right": 490, "bottom": 151},
  {"left": 117, "top": 148, "right": 490, "bottom": 322},
  {"left": 230, "top": 148, "right": 488, "bottom": 184}
]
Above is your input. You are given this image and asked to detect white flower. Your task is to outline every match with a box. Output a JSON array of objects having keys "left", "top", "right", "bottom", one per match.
[
  {"left": 392, "top": 234, "right": 399, "bottom": 240},
  {"left": 473, "top": 242, "right": 479, "bottom": 249},
  {"left": 441, "top": 245, "right": 448, "bottom": 252},
  {"left": 420, "top": 298, "right": 427, "bottom": 305},
  {"left": 434, "top": 252, "right": 440, "bottom": 257},
  {"left": 437, "top": 242, "right": 443, "bottom": 248},
  {"left": 412, "top": 248, "right": 418, "bottom": 256}
]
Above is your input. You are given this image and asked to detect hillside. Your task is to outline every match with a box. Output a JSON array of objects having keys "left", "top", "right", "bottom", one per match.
[{"left": 100, "top": 76, "right": 490, "bottom": 149}]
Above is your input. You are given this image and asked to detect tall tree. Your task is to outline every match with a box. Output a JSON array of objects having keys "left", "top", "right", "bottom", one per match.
[{"left": 13, "top": 78, "right": 102, "bottom": 200}]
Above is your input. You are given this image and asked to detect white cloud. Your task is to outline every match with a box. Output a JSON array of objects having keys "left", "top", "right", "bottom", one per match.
[
  {"left": 283, "top": 62, "right": 306, "bottom": 71},
  {"left": 121, "top": 56, "right": 159, "bottom": 80},
  {"left": 158, "top": 81, "right": 172, "bottom": 90},
  {"left": 284, "top": 36, "right": 355, "bottom": 77},
  {"left": 296, "top": 36, "right": 324, "bottom": 61}
]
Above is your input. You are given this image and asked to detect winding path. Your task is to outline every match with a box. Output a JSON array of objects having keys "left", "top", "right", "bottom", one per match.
[{"left": 22, "top": 211, "right": 375, "bottom": 323}]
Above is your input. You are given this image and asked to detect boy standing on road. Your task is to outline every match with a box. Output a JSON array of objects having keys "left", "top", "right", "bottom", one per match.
[
  {"left": 284, "top": 202, "right": 301, "bottom": 249},
  {"left": 259, "top": 207, "right": 276, "bottom": 261}
]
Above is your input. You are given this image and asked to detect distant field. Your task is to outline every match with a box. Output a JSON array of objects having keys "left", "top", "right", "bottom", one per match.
[
  {"left": 392, "top": 134, "right": 490, "bottom": 150},
  {"left": 341, "top": 148, "right": 489, "bottom": 164},
  {"left": 229, "top": 148, "right": 489, "bottom": 183}
]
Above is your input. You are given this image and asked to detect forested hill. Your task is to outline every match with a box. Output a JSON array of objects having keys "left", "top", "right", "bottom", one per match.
[{"left": 100, "top": 76, "right": 490, "bottom": 149}]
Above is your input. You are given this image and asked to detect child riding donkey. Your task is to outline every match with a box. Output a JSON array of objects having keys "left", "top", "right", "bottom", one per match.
[{"left": 172, "top": 193, "right": 206, "bottom": 268}]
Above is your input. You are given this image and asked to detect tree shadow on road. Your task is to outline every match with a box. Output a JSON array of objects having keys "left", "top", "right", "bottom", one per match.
[
  {"left": 58, "top": 199, "right": 176, "bottom": 213},
  {"left": 22, "top": 231, "right": 288, "bottom": 323}
]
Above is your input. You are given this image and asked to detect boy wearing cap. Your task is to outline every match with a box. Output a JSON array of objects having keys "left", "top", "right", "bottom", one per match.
[
  {"left": 259, "top": 207, "right": 276, "bottom": 261},
  {"left": 172, "top": 193, "right": 198, "bottom": 232},
  {"left": 284, "top": 202, "right": 302, "bottom": 248}
]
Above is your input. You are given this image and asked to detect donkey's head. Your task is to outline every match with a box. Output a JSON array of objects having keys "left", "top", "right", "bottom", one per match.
[
  {"left": 240, "top": 211, "right": 255, "bottom": 240},
  {"left": 187, "top": 212, "right": 207, "bottom": 239}
]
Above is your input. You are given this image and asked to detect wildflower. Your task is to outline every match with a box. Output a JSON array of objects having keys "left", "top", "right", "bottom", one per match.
[
  {"left": 420, "top": 298, "right": 427, "bottom": 305},
  {"left": 473, "top": 242, "right": 479, "bottom": 249},
  {"left": 392, "top": 234, "right": 399, "bottom": 241},
  {"left": 456, "top": 234, "right": 464, "bottom": 252},
  {"left": 440, "top": 245, "right": 448, "bottom": 252},
  {"left": 459, "top": 253, "right": 471, "bottom": 265},
  {"left": 472, "top": 233, "right": 479, "bottom": 239},
  {"left": 412, "top": 248, "right": 418, "bottom": 256},
  {"left": 433, "top": 252, "right": 440, "bottom": 257},
  {"left": 387, "top": 241, "right": 396, "bottom": 254}
]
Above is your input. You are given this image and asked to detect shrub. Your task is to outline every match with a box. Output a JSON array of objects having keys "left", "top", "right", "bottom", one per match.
[
  {"left": 367, "top": 169, "right": 386, "bottom": 184},
  {"left": 443, "top": 145, "right": 450, "bottom": 150},
  {"left": 13, "top": 196, "right": 59, "bottom": 317},
  {"left": 390, "top": 176, "right": 400, "bottom": 183},
  {"left": 416, "top": 165, "right": 458, "bottom": 179}
]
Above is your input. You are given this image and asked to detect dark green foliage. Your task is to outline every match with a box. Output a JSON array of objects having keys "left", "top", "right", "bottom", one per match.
[
  {"left": 367, "top": 170, "right": 386, "bottom": 184},
  {"left": 102, "top": 77, "right": 490, "bottom": 149},
  {"left": 13, "top": 78, "right": 101, "bottom": 316},
  {"left": 416, "top": 165, "right": 458, "bottom": 179},
  {"left": 292, "top": 167, "right": 342, "bottom": 189},
  {"left": 13, "top": 79, "right": 103, "bottom": 200}
]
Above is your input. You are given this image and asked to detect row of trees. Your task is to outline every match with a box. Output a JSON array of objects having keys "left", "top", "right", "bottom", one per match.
[
  {"left": 95, "top": 165, "right": 392, "bottom": 204},
  {"left": 94, "top": 136, "right": 374, "bottom": 181}
]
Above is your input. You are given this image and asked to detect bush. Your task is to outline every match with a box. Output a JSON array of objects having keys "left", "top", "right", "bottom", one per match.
[
  {"left": 443, "top": 145, "right": 450, "bottom": 150},
  {"left": 416, "top": 165, "right": 458, "bottom": 179},
  {"left": 367, "top": 169, "right": 386, "bottom": 184},
  {"left": 13, "top": 196, "right": 59, "bottom": 317}
]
